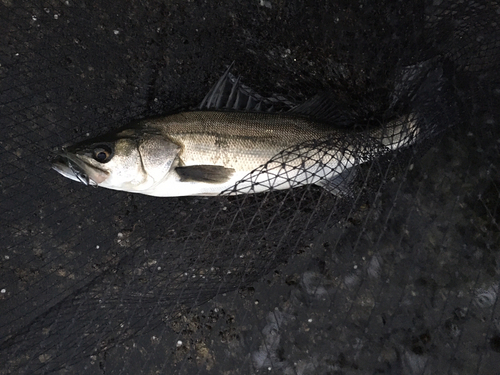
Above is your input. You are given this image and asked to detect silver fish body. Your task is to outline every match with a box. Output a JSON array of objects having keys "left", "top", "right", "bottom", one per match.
[{"left": 52, "top": 110, "right": 418, "bottom": 197}]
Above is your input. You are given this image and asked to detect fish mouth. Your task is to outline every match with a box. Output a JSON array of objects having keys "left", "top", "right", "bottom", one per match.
[{"left": 51, "top": 152, "right": 107, "bottom": 186}]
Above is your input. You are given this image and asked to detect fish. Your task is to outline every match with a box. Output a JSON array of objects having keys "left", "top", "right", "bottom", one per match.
[{"left": 52, "top": 67, "right": 420, "bottom": 197}]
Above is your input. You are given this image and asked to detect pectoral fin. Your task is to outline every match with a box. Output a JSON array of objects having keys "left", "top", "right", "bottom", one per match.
[{"left": 175, "top": 165, "right": 235, "bottom": 184}]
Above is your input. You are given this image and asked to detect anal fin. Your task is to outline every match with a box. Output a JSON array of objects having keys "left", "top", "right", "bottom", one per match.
[
  {"left": 176, "top": 165, "right": 235, "bottom": 184},
  {"left": 315, "top": 167, "right": 358, "bottom": 197}
]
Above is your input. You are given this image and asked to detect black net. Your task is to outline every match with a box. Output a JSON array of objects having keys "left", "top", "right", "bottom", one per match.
[{"left": 1, "top": 0, "right": 499, "bottom": 374}]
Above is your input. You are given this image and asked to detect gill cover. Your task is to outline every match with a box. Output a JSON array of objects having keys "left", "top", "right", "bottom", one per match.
[{"left": 137, "top": 134, "right": 180, "bottom": 183}]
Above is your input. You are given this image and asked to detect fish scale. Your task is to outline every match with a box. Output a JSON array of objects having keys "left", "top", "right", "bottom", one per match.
[{"left": 143, "top": 111, "right": 336, "bottom": 172}]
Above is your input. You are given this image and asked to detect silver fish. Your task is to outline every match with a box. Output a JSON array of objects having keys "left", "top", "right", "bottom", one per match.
[{"left": 52, "top": 69, "right": 419, "bottom": 197}]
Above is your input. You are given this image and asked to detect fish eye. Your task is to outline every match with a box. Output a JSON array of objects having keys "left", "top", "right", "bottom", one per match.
[{"left": 93, "top": 145, "right": 113, "bottom": 163}]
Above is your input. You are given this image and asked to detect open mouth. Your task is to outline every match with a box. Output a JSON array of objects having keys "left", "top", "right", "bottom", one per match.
[{"left": 51, "top": 154, "right": 98, "bottom": 186}]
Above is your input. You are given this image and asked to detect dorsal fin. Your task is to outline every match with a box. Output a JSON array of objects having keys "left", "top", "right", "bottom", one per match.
[
  {"left": 198, "top": 63, "right": 295, "bottom": 112},
  {"left": 198, "top": 64, "right": 376, "bottom": 127},
  {"left": 288, "top": 93, "right": 350, "bottom": 125}
]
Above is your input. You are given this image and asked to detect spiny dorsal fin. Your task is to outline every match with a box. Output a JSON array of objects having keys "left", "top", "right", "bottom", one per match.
[{"left": 198, "top": 63, "right": 294, "bottom": 112}]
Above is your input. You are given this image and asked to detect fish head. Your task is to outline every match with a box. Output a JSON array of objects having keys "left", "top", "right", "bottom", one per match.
[{"left": 52, "top": 127, "right": 181, "bottom": 193}]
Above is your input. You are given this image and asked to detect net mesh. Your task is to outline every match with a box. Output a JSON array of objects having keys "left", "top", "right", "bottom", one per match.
[{"left": 1, "top": 0, "right": 499, "bottom": 374}]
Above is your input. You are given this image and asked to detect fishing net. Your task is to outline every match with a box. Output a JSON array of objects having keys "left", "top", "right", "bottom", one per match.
[{"left": 1, "top": 0, "right": 499, "bottom": 374}]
